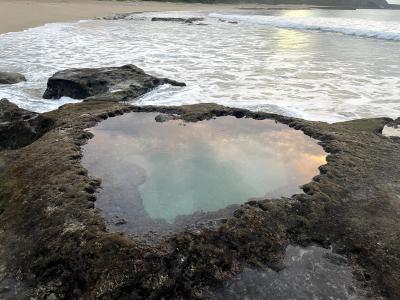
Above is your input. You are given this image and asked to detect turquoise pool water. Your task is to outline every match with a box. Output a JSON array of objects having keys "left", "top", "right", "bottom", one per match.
[{"left": 82, "top": 112, "right": 325, "bottom": 235}]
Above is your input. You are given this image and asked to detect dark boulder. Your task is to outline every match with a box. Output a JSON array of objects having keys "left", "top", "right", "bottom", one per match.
[
  {"left": 43, "top": 64, "right": 186, "bottom": 102},
  {"left": 0, "top": 72, "right": 26, "bottom": 84},
  {"left": 99, "top": 13, "right": 133, "bottom": 20},
  {"left": 154, "top": 114, "right": 179, "bottom": 123},
  {"left": 218, "top": 19, "right": 238, "bottom": 24},
  {"left": 0, "top": 99, "right": 54, "bottom": 150}
]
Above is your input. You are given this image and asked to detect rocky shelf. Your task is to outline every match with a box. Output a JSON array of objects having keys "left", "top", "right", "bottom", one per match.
[{"left": 0, "top": 100, "right": 399, "bottom": 299}]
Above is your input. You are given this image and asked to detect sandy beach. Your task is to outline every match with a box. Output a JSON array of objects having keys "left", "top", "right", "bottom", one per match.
[
  {"left": 0, "top": 0, "right": 220, "bottom": 34},
  {"left": 0, "top": 0, "right": 315, "bottom": 35}
]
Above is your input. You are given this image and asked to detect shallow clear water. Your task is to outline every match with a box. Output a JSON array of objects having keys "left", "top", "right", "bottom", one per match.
[
  {"left": 82, "top": 113, "right": 325, "bottom": 233},
  {"left": 1, "top": 9, "right": 400, "bottom": 122},
  {"left": 213, "top": 245, "right": 366, "bottom": 299}
]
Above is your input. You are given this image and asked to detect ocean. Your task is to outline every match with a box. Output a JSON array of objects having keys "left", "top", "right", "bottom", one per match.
[{"left": 1, "top": 9, "right": 400, "bottom": 122}]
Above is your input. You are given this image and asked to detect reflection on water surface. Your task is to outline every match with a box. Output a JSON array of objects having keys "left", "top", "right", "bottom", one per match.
[
  {"left": 212, "top": 245, "right": 367, "bottom": 299},
  {"left": 82, "top": 112, "right": 325, "bottom": 237}
]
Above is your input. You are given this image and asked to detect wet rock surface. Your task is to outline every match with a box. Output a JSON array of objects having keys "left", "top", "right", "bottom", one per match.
[
  {"left": 212, "top": 245, "right": 367, "bottom": 299},
  {"left": 0, "top": 72, "right": 26, "bottom": 85},
  {"left": 151, "top": 17, "right": 204, "bottom": 23},
  {"left": 42, "top": 64, "right": 186, "bottom": 101},
  {"left": 154, "top": 113, "right": 179, "bottom": 122},
  {"left": 98, "top": 12, "right": 135, "bottom": 21},
  {"left": 0, "top": 99, "right": 54, "bottom": 150},
  {"left": 0, "top": 101, "right": 399, "bottom": 299},
  {"left": 218, "top": 19, "right": 239, "bottom": 24},
  {"left": 0, "top": 277, "right": 32, "bottom": 299}
]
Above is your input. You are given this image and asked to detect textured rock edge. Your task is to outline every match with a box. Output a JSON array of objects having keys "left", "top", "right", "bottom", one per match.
[{"left": 0, "top": 101, "right": 399, "bottom": 299}]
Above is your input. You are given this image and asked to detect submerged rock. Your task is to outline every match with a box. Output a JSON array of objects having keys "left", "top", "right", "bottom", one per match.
[
  {"left": 218, "top": 19, "right": 238, "bottom": 24},
  {"left": 213, "top": 245, "right": 366, "bottom": 299},
  {"left": 98, "top": 13, "right": 133, "bottom": 20},
  {"left": 0, "top": 99, "right": 53, "bottom": 150},
  {"left": 193, "top": 23, "right": 209, "bottom": 26},
  {"left": 151, "top": 17, "right": 204, "bottom": 23},
  {"left": 154, "top": 113, "right": 179, "bottom": 123},
  {"left": 42, "top": 64, "right": 185, "bottom": 101},
  {"left": 0, "top": 72, "right": 26, "bottom": 84}
]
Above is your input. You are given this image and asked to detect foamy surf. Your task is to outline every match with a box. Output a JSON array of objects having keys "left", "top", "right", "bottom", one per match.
[
  {"left": 0, "top": 9, "right": 400, "bottom": 122},
  {"left": 209, "top": 12, "right": 400, "bottom": 41}
]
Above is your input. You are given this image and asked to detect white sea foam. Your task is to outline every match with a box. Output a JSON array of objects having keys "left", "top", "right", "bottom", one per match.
[
  {"left": 209, "top": 12, "right": 400, "bottom": 41},
  {"left": 0, "top": 10, "right": 400, "bottom": 122}
]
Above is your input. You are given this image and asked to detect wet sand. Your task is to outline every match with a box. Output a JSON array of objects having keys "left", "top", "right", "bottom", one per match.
[{"left": 0, "top": 0, "right": 313, "bottom": 35}]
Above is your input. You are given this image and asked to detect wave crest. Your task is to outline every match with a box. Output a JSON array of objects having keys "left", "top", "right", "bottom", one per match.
[{"left": 209, "top": 12, "right": 400, "bottom": 41}]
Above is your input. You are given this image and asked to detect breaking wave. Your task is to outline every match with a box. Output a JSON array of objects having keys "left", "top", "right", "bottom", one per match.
[{"left": 209, "top": 13, "right": 400, "bottom": 41}]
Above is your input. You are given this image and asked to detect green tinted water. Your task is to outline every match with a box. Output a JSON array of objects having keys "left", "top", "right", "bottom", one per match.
[{"left": 82, "top": 112, "right": 325, "bottom": 231}]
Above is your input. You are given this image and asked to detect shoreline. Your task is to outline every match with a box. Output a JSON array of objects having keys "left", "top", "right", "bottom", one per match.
[
  {"left": 0, "top": 0, "right": 225, "bottom": 35},
  {"left": 0, "top": 0, "right": 318, "bottom": 35}
]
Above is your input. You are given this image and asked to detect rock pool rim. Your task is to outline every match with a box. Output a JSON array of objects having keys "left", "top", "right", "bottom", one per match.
[
  {"left": 83, "top": 104, "right": 331, "bottom": 218},
  {"left": 60, "top": 102, "right": 395, "bottom": 297},
  {"left": 82, "top": 111, "right": 327, "bottom": 239},
  {"left": 0, "top": 100, "right": 398, "bottom": 299}
]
